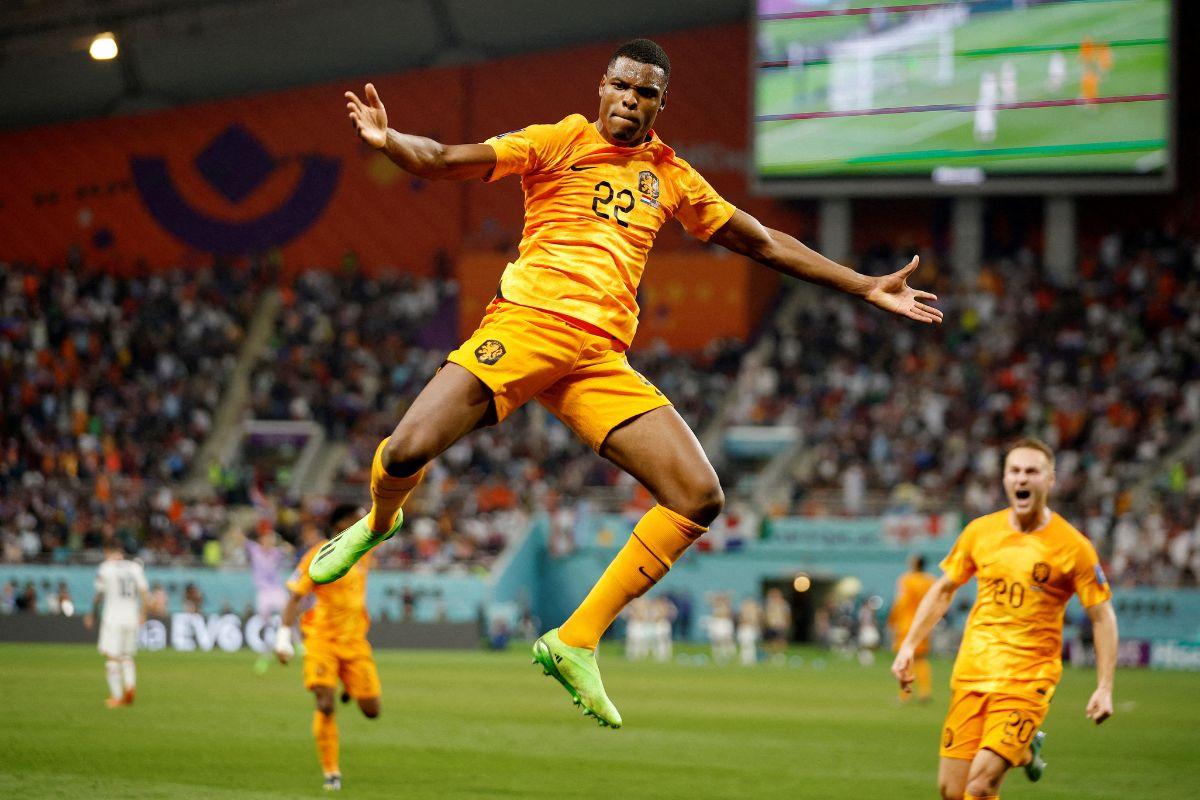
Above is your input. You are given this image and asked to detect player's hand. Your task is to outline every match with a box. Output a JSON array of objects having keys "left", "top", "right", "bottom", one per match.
[
  {"left": 274, "top": 626, "right": 295, "bottom": 665},
  {"left": 345, "top": 83, "right": 389, "bottom": 150},
  {"left": 1085, "top": 687, "right": 1113, "bottom": 724},
  {"left": 890, "top": 644, "right": 915, "bottom": 692},
  {"left": 83, "top": 613, "right": 94, "bottom": 630},
  {"left": 864, "top": 256, "right": 943, "bottom": 325}
]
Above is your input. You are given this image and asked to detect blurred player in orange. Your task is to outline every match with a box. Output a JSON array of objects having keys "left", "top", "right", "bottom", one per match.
[
  {"left": 888, "top": 554, "right": 936, "bottom": 703},
  {"left": 1078, "top": 37, "right": 1113, "bottom": 106},
  {"left": 316, "top": 38, "right": 941, "bottom": 729},
  {"left": 276, "top": 504, "right": 380, "bottom": 792},
  {"left": 891, "top": 438, "right": 1119, "bottom": 800}
]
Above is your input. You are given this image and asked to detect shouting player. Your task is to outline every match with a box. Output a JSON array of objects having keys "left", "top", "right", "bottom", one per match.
[
  {"left": 888, "top": 554, "right": 937, "bottom": 703},
  {"left": 314, "top": 38, "right": 941, "bottom": 729},
  {"left": 891, "top": 438, "right": 1119, "bottom": 800},
  {"left": 85, "top": 541, "right": 149, "bottom": 708},
  {"left": 277, "top": 504, "right": 381, "bottom": 792}
]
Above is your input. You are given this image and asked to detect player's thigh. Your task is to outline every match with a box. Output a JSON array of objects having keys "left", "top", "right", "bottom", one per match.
[
  {"left": 599, "top": 406, "right": 721, "bottom": 522},
  {"left": 965, "top": 748, "right": 1010, "bottom": 797},
  {"left": 98, "top": 622, "right": 135, "bottom": 658},
  {"left": 438, "top": 302, "right": 581, "bottom": 434},
  {"left": 538, "top": 348, "right": 671, "bottom": 452},
  {"left": 385, "top": 362, "right": 498, "bottom": 470},
  {"left": 940, "top": 690, "right": 986, "bottom": 762},
  {"left": 980, "top": 693, "right": 1048, "bottom": 766},
  {"left": 311, "top": 685, "right": 336, "bottom": 715},
  {"left": 338, "top": 647, "right": 382, "bottom": 701},
  {"left": 356, "top": 696, "right": 381, "bottom": 718},
  {"left": 303, "top": 645, "right": 339, "bottom": 692},
  {"left": 937, "top": 757, "right": 970, "bottom": 800}
]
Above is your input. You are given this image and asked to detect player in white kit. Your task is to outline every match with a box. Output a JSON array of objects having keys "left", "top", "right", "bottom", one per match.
[
  {"left": 974, "top": 71, "right": 998, "bottom": 143},
  {"left": 86, "top": 542, "right": 149, "bottom": 708}
]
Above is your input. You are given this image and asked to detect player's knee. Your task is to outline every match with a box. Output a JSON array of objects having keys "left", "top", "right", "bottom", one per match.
[
  {"left": 680, "top": 481, "right": 724, "bottom": 527},
  {"left": 314, "top": 695, "right": 336, "bottom": 716},
  {"left": 964, "top": 775, "right": 1001, "bottom": 797},
  {"left": 359, "top": 699, "right": 380, "bottom": 719},
  {"left": 937, "top": 782, "right": 962, "bottom": 800},
  {"left": 382, "top": 427, "right": 435, "bottom": 477}
]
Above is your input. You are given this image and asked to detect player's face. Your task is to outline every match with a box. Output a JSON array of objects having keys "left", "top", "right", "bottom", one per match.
[
  {"left": 1002, "top": 448, "right": 1055, "bottom": 517},
  {"left": 596, "top": 57, "right": 666, "bottom": 145}
]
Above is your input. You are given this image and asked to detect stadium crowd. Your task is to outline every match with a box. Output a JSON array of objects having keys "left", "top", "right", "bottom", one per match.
[
  {"left": 1, "top": 261, "right": 253, "bottom": 566},
  {"left": 731, "top": 228, "right": 1200, "bottom": 586},
  {"left": 5, "top": 226, "right": 1198, "bottom": 587}
]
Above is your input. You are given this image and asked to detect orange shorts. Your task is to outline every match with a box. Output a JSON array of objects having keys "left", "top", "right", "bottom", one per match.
[
  {"left": 940, "top": 688, "right": 1051, "bottom": 765},
  {"left": 303, "top": 638, "right": 381, "bottom": 699},
  {"left": 446, "top": 300, "right": 672, "bottom": 451}
]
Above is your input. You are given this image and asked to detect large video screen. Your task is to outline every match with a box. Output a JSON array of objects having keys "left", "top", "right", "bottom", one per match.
[{"left": 753, "top": 0, "right": 1173, "bottom": 193}]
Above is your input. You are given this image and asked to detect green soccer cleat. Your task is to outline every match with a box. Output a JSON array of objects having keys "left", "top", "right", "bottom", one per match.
[
  {"left": 308, "top": 511, "right": 403, "bottom": 584},
  {"left": 1025, "top": 730, "right": 1047, "bottom": 782},
  {"left": 532, "top": 628, "right": 622, "bottom": 729}
]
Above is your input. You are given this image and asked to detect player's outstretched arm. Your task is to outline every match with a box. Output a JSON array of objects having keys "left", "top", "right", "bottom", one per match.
[
  {"left": 345, "top": 83, "right": 496, "bottom": 180},
  {"left": 709, "top": 210, "right": 943, "bottom": 324},
  {"left": 274, "top": 592, "right": 303, "bottom": 665},
  {"left": 890, "top": 575, "right": 958, "bottom": 691},
  {"left": 1084, "top": 600, "right": 1118, "bottom": 724},
  {"left": 84, "top": 591, "right": 102, "bottom": 630}
]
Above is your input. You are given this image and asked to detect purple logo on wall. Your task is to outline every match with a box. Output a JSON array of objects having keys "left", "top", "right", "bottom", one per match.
[{"left": 130, "top": 124, "right": 340, "bottom": 254}]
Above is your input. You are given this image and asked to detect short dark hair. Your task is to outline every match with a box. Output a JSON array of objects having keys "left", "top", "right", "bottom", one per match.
[
  {"left": 608, "top": 39, "right": 670, "bottom": 84},
  {"left": 1006, "top": 436, "right": 1055, "bottom": 468},
  {"left": 913, "top": 555, "right": 926, "bottom": 571}
]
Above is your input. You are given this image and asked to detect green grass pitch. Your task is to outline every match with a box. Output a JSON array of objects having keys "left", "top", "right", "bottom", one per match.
[
  {"left": 2, "top": 643, "right": 1197, "bottom": 798},
  {"left": 755, "top": 0, "right": 1170, "bottom": 177}
]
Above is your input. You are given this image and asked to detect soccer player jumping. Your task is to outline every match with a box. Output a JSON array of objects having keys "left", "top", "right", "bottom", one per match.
[
  {"left": 314, "top": 39, "right": 942, "bottom": 728},
  {"left": 891, "top": 438, "right": 1119, "bottom": 800}
]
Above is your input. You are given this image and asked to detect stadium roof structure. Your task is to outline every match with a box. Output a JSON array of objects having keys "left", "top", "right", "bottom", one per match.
[{"left": 0, "top": 0, "right": 744, "bottom": 131}]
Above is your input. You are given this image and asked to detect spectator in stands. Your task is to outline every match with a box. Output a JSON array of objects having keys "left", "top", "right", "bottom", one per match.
[
  {"left": 183, "top": 582, "right": 204, "bottom": 613},
  {"left": 15, "top": 581, "right": 38, "bottom": 612},
  {"left": 733, "top": 228, "right": 1199, "bottom": 587}
]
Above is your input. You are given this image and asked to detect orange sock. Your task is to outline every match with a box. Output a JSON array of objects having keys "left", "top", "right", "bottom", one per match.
[
  {"left": 312, "top": 711, "right": 339, "bottom": 776},
  {"left": 964, "top": 795, "right": 998, "bottom": 800},
  {"left": 915, "top": 656, "right": 932, "bottom": 700},
  {"left": 559, "top": 504, "right": 705, "bottom": 650},
  {"left": 367, "top": 437, "right": 424, "bottom": 533}
]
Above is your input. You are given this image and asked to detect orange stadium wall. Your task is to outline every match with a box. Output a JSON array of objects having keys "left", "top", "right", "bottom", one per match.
[
  {"left": 0, "top": 69, "right": 471, "bottom": 273},
  {"left": 0, "top": 23, "right": 817, "bottom": 280}
]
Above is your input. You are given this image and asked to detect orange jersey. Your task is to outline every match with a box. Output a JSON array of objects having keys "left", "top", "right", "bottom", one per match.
[
  {"left": 941, "top": 510, "right": 1112, "bottom": 694},
  {"left": 484, "top": 114, "right": 737, "bottom": 346},
  {"left": 287, "top": 545, "right": 371, "bottom": 643},
  {"left": 889, "top": 569, "right": 937, "bottom": 644}
]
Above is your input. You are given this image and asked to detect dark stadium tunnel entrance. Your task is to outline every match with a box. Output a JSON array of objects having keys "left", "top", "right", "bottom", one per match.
[{"left": 761, "top": 573, "right": 839, "bottom": 644}]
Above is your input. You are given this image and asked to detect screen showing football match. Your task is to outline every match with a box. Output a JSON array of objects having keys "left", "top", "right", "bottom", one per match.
[{"left": 754, "top": 0, "right": 1172, "bottom": 187}]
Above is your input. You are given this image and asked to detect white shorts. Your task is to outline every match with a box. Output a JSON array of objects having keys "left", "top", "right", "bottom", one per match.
[
  {"left": 256, "top": 588, "right": 288, "bottom": 620},
  {"left": 99, "top": 621, "right": 138, "bottom": 658}
]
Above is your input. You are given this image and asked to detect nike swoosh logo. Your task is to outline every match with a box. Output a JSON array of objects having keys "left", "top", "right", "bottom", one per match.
[
  {"left": 638, "top": 566, "right": 659, "bottom": 585},
  {"left": 569, "top": 165, "right": 594, "bottom": 171}
]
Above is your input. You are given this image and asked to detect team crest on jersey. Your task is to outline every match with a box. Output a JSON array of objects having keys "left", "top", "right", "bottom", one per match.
[
  {"left": 1031, "top": 562, "right": 1051, "bottom": 584},
  {"left": 638, "top": 170, "right": 660, "bottom": 208},
  {"left": 475, "top": 339, "right": 506, "bottom": 365}
]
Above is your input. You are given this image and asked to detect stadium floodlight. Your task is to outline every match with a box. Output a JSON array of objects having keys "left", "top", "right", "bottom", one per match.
[{"left": 89, "top": 32, "right": 118, "bottom": 61}]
